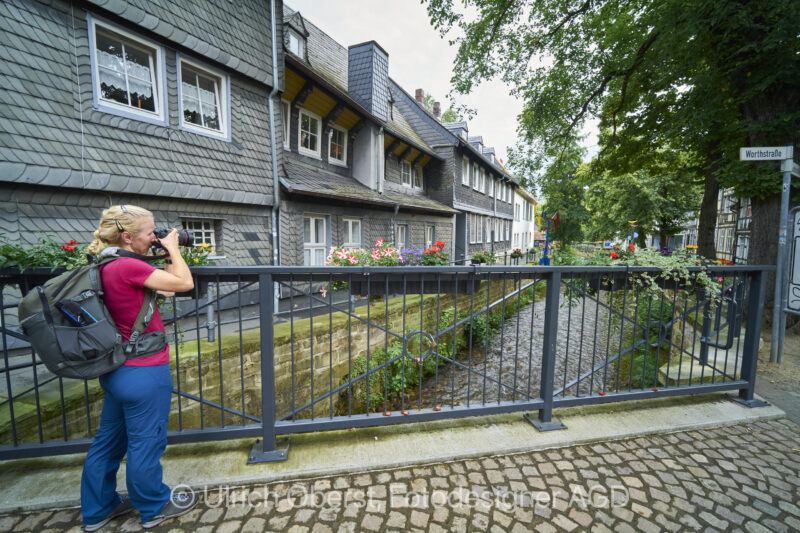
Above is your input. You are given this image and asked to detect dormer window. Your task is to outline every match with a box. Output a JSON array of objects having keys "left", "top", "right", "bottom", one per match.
[{"left": 288, "top": 29, "right": 306, "bottom": 58}]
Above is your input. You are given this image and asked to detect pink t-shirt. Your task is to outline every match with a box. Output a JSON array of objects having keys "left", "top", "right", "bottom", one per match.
[{"left": 101, "top": 257, "right": 170, "bottom": 366}]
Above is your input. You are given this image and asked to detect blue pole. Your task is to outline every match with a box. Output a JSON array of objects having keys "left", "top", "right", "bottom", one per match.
[{"left": 539, "top": 210, "right": 551, "bottom": 266}]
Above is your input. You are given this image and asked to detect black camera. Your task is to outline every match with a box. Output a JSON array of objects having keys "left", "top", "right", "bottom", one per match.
[{"left": 153, "top": 227, "right": 194, "bottom": 247}]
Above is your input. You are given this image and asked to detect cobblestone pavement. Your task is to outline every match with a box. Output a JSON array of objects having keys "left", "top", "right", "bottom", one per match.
[
  {"left": 3, "top": 418, "right": 799, "bottom": 532},
  {"left": 417, "top": 289, "right": 610, "bottom": 407}
]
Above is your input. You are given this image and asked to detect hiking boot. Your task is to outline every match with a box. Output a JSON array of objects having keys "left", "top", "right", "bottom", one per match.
[
  {"left": 83, "top": 498, "right": 135, "bottom": 532},
  {"left": 141, "top": 490, "right": 199, "bottom": 529}
]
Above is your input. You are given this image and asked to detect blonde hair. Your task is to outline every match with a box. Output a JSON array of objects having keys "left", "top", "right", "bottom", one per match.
[{"left": 87, "top": 205, "right": 154, "bottom": 254}]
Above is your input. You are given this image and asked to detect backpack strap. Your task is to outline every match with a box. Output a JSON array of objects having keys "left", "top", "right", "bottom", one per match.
[
  {"left": 95, "top": 251, "right": 164, "bottom": 357},
  {"left": 126, "top": 288, "right": 157, "bottom": 355}
]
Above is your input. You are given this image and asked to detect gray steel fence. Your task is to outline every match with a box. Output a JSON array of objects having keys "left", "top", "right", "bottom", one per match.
[{"left": 0, "top": 264, "right": 771, "bottom": 462}]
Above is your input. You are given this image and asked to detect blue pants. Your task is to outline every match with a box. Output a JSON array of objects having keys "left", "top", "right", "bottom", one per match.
[{"left": 81, "top": 364, "right": 173, "bottom": 524}]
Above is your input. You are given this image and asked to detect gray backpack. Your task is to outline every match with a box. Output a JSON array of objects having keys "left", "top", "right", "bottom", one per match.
[{"left": 18, "top": 249, "right": 167, "bottom": 379}]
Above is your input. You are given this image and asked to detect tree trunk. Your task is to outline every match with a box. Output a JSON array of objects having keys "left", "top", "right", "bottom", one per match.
[
  {"left": 748, "top": 193, "right": 782, "bottom": 328},
  {"left": 697, "top": 151, "right": 720, "bottom": 259}
]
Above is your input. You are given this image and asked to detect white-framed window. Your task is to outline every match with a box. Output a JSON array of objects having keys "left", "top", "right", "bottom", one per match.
[
  {"left": 282, "top": 99, "right": 291, "bottom": 149},
  {"left": 178, "top": 56, "right": 229, "bottom": 140},
  {"left": 472, "top": 163, "right": 480, "bottom": 191},
  {"left": 425, "top": 225, "right": 435, "bottom": 248},
  {"left": 462, "top": 157, "right": 470, "bottom": 187},
  {"left": 288, "top": 29, "right": 306, "bottom": 58},
  {"left": 482, "top": 168, "right": 488, "bottom": 194},
  {"left": 298, "top": 109, "right": 321, "bottom": 158},
  {"left": 343, "top": 217, "right": 361, "bottom": 248},
  {"left": 489, "top": 177, "right": 494, "bottom": 198},
  {"left": 88, "top": 16, "right": 166, "bottom": 125},
  {"left": 412, "top": 166, "right": 423, "bottom": 189},
  {"left": 183, "top": 219, "right": 219, "bottom": 255},
  {"left": 401, "top": 161, "right": 412, "bottom": 186},
  {"left": 515, "top": 204, "right": 520, "bottom": 220},
  {"left": 396, "top": 224, "right": 408, "bottom": 249},
  {"left": 303, "top": 215, "right": 327, "bottom": 266},
  {"left": 469, "top": 215, "right": 478, "bottom": 244},
  {"left": 329, "top": 125, "right": 347, "bottom": 165}
]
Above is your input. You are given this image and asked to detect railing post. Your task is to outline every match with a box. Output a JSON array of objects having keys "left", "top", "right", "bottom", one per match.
[
  {"left": 525, "top": 271, "right": 567, "bottom": 431},
  {"left": 735, "top": 269, "right": 769, "bottom": 407},
  {"left": 249, "top": 272, "right": 289, "bottom": 463}
]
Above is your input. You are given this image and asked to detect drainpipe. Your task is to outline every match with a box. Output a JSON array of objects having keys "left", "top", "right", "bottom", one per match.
[
  {"left": 268, "top": 0, "right": 280, "bottom": 267},
  {"left": 377, "top": 127, "right": 384, "bottom": 193},
  {"left": 390, "top": 203, "right": 399, "bottom": 241}
]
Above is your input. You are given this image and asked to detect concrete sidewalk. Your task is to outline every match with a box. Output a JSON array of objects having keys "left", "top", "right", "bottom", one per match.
[{"left": 0, "top": 391, "right": 785, "bottom": 517}]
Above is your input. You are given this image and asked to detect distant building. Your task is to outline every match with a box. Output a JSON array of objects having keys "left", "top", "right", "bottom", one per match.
[{"left": 513, "top": 188, "right": 537, "bottom": 252}]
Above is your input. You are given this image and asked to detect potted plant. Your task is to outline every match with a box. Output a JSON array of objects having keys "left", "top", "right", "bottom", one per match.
[{"left": 471, "top": 250, "right": 497, "bottom": 265}]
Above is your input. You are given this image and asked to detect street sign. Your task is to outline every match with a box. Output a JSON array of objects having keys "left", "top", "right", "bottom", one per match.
[
  {"left": 739, "top": 146, "right": 793, "bottom": 161},
  {"left": 787, "top": 207, "right": 800, "bottom": 314}
]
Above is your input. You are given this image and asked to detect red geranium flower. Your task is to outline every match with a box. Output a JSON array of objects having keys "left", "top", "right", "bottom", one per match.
[
  {"left": 628, "top": 244, "right": 635, "bottom": 252},
  {"left": 435, "top": 240, "right": 446, "bottom": 249},
  {"left": 610, "top": 252, "right": 620, "bottom": 259},
  {"left": 68, "top": 240, "right": 77, "bottom": 245}
]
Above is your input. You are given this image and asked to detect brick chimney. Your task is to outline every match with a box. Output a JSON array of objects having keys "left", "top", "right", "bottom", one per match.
[
  {"left": 415, "top": 88, "right": 424, "bottom": 103},
  {"left": 348, "top": 41, "right": 389, "bottom": 121},
  {"left": 433, "top": 101, "right": 441, "bottom": 120}
]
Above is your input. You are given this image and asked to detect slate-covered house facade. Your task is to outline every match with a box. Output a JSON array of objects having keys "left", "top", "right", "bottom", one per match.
[
  {"left": 278, "top": 8, "right": 456, "bottom": 266},
  {"left": 0, "top": 0, "right": 283, "bottom": 265},
  {"left": 391, "top": 85, "right": 517, "bottom": 263}
]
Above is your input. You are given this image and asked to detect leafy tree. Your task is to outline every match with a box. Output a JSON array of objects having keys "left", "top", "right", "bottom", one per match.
[
  {"left": 510, "top": 142, "right": 589, "bottom": 244},
  {"left": 426, "top": 0, "right": 800, "bottom": 322}
]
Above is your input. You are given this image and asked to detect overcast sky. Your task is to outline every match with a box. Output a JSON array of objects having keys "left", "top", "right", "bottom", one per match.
[{"left": 286, "top": 0, "right": 599, "bottom": 170}]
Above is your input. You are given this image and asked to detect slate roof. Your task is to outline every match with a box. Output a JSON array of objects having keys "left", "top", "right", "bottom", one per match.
[
  {"left": 284, "top": 5, "right": 348, "bottom": 92},
  {"left": 386, "top": 88, "right": 434, "bottom": 154},
  {"left": 283, "top": 160, "right": 457, "bottom": 215},
  {"left": 87, "top": 0, "right": 277, "bottom": 85},
  {"left": 390, "top": 79, "right": 519, "bottom": 184}
]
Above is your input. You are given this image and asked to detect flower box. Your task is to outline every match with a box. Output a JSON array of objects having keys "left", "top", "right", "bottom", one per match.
[{"left": 349, "top": 276, "right": 476, "bottom": 296}]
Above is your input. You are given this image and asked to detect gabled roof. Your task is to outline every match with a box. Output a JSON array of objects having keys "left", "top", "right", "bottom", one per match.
[
  {"left": 282, "top": 160, "right": 458, "bottom": 215},
  {"left": 283, "top": 5, "right": 348, "bottom": 92},
  {"left": 284, "top": 10, "right": 309, "bottom": 37}
]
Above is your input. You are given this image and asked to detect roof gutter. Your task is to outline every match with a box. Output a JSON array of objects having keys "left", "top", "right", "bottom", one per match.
[{"left": 268, "top": 0, "right": 280, "bottom": 266}]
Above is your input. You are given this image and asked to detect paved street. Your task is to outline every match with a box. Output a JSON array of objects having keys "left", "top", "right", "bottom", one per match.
[{"left": 2, "top": 418, "right": 798, "bottom": 532}]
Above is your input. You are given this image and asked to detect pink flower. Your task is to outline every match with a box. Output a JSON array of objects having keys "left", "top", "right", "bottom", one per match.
[
  {"left": 320, "top": 287, "right": 328, "bottom": 298},
  {"left": 326, "top": 254, "right": 333, "bottom": 263},
  {"left": 336, "top": 249, "right": 347, "bottom": 259},
  {"left": 376, "top": 238, "right": 384, "bottom": 246},
  {"left": 383, "top": 249, "right": 393, "bottom": 257},
  {"left": 348, "top": 255, "right": 358, "bottom": 264},
  {"left": 372, "top": 251, "right": 380, "bottom": 260}
]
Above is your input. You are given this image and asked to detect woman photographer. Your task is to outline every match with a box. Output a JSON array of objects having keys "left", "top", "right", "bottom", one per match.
[{"left": 81, "top": 205, "right": 197, "bottom": 530}]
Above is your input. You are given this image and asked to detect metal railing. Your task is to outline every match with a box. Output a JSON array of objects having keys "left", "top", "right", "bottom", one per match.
[{"left": 0, "top": 264, "right": 772, "bottom": 461}]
